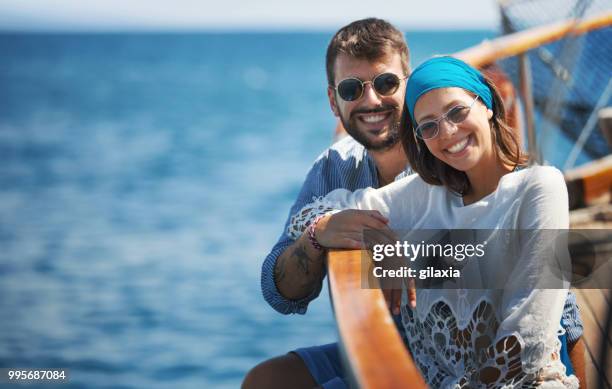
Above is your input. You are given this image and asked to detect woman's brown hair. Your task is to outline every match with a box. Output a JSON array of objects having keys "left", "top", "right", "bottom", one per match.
[{"left": 400, "top": 74, "right": 528, "bottom": 196}]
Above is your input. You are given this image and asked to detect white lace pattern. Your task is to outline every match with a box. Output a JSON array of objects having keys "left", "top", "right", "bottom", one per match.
[
  {"left": 287, "top": 196, "right": 339, "bottom": 240},
  {"left": 400, "top": 295, "right": 578, "bottom": 388}
]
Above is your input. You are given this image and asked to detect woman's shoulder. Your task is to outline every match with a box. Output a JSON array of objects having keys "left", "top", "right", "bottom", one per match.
[
  {"left": 519, "top": 164, "right": 563, "bottom": 177},
  {"left": 513, "top": 165, "right": 569, "bottom": 228},
  {"left": 512, "top": 165, "right": 566, "bottom": 190}
]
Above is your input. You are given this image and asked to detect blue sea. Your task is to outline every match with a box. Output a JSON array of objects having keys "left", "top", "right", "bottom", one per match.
[{"left": 0, "top": 30, "right": 582, "bottom": 388}]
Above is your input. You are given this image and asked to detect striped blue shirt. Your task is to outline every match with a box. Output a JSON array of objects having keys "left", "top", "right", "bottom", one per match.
[{"left": 261, "top": 136, "right": 583, "bottom": 342}]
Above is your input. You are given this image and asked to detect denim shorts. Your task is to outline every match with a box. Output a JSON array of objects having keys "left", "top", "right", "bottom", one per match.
[{"left": 292, "top": 342, "right": 348, "bottom": 389}]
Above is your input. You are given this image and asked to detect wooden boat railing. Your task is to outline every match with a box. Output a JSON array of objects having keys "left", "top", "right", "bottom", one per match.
[
  {"left": 328, "top": 250, "right": 427, "bottom": 389},
  {"left": 454, "top": 11, "right": 612, "bottom": 68},
  {"left": 327, "top": 11, "right": 612, "bottom": 389}
]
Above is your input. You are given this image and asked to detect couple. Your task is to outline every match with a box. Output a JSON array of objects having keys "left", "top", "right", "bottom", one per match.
[{"left": 244, "top": 18, "right": 584, "bottom": 388}]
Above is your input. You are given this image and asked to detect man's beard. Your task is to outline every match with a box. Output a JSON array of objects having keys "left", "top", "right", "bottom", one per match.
[{"left": 339, "top": 105, "right": 401, "bottom": 151}]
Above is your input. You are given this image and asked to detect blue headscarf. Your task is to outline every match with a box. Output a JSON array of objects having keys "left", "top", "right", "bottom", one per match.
[{"left": 405, "top": 56, "right": 493, "bottom": 125}]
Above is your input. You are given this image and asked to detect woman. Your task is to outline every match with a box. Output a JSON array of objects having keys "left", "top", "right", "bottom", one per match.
[{"left": 288, "top": 57, "right": 577, "bottom": 387}]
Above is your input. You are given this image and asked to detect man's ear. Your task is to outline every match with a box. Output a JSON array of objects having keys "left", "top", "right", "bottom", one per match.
[{"left": 328, "top": 86, "right": 340, "bottom": 117}]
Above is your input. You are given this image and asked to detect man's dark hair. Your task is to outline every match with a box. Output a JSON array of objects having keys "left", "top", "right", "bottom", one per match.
[{"left": 326, "top": 18, "right": 410, "bottom": 86}]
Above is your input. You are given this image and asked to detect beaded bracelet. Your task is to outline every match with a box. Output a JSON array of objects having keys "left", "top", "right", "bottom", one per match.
[{"left": 307, "top": 215, "right": 325, "bottom": 251}]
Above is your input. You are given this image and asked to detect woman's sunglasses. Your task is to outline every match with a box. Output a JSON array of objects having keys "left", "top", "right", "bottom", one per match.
[
  {"left": 332, "top": 73, "right": 407, "bottom": 102},
  {"left": 414, "top": 95, "right": 480, "bottom": 140}
]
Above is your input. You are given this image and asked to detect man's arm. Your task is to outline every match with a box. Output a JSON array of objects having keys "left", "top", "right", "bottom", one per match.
[
  {"left": 260, "top": 138, "right": 384, "bottom": 314},
  {"left": 261, "top": 235, "right": 325, "bottom": 315},
  {"left": 260, "top": 153, "right": 335, "bottom": 315},
  {"left": 261, "top": 186, "right": 390, "bottom": 314},
  {"left": 274, "top": 233, "right": 326, "bottom": 301}
]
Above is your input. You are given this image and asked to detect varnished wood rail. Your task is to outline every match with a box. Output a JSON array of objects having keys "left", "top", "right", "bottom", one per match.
[
  {"left": 327, "top": 249, "right": 427, "bottom": 389},
  {"left": 455, "top": 11, "right": 612, "bottom": 68}
]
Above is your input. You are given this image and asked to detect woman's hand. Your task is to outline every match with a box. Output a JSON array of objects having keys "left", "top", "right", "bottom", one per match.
[
  {"left": 315, "top": 210, "right": 417, "bottom": 313},
  {"left": 314, "top": 209, "right": 391, "bottom": 249}
]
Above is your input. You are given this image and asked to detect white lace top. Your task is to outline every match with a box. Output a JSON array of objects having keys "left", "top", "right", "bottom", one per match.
[{"left": 288, "top": 166, "right": 578, "bottom": 388}]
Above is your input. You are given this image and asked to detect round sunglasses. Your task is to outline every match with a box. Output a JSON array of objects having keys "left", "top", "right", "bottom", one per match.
[
  {"left": 332, "top": 72, "right": 407, "bottom": 102},
  {"left": 415, "top": 95, "right": 480, "bottom": 140}
]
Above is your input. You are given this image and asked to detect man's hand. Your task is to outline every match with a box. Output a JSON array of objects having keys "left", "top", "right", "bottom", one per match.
[{"left": 382, "top": 278, "right": 416, "bottom": 315}]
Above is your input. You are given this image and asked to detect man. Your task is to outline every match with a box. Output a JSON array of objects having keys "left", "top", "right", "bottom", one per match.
[{"left": 243, "top": 18, "right": 584, "bottom": 389}]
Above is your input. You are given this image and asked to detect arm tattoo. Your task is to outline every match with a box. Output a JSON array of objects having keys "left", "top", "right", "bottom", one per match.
[
  {"left": 296, "top": 243, "right": 325, "bottom": 294},
  {"left": 274, "top": 239, "right": 324, "bottom": 293},
  {"left": 274, "top": 255, "right": 287, "bottom": 283},
  {"left": 295, "top": 243, "right": 312, "bottom": 275}
]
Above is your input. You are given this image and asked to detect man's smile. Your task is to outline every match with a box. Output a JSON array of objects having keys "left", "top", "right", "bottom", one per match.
[{"left": 354, "top": 110, "right": 394, "bottom": 129}]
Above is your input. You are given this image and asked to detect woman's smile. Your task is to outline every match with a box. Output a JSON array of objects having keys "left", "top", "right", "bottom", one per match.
[{"left": 443, "top": 133, "right": 472, "bottom": 156}]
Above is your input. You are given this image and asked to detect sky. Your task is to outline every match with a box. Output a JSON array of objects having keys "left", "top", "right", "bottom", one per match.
[{"left": 0, "top": 0, "right": 500, "bottom": 32}]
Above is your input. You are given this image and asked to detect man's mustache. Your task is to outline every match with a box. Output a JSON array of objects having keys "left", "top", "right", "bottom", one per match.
[{"left": 350, "top": 105, "right": 399, "bottom": 117}]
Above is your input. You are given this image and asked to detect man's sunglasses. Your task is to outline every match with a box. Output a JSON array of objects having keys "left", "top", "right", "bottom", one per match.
[
  {"left": 332, "top": 73, "right": 407, "bottom": 102},
  {"left": 415, "top": 95, "right": 480, "bottom": 140}
]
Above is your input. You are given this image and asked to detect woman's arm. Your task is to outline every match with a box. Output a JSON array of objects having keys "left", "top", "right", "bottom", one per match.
[
  {"left": 287, "top": 187, "right": 388, "bottom": 239},
  {"left": 287, "top": 175, "right": 422, "bottom": 243},
  {"left": 493, "top": 167, "right": 576, "bottom": 385}
]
